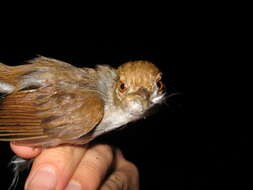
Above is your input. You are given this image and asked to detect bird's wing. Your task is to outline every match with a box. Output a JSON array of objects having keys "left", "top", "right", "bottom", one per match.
[{"left": 0, "top": 57, "right": 104, "bottom": 146}]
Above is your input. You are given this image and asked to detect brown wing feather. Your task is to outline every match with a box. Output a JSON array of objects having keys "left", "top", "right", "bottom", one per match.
[
  {"left": 0, "top": 57, "right": 104, "bottom": 146},
  {"left": 0, "top": 86, "right": 104, "bottom": 146},
  {"left": 0, "top": 90, "right": 48, "bottom": 141}
]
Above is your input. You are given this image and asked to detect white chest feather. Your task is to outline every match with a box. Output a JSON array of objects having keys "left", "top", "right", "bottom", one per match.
[{"left": 92, "top": 104, "right": 138, "bottom": 137}]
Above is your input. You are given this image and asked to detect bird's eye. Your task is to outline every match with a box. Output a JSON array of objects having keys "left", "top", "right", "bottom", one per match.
[
  {"left": 119, "top": 81, "right": 127, "bottom": 93},
  {"left": 156, "top": 80, "right": 164, "bottom": 92}
]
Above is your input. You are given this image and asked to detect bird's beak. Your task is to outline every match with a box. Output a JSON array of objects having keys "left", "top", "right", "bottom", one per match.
[
  {"left": 135, "top": 88, "right": 150, "bottom": 101},
  {"left": 122, "top": 88, "right": 151, "bottom": 114}
]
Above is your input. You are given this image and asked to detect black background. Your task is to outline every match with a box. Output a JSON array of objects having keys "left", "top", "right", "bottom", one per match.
[{"left": 0, "top": 39, "right": 250, "bottom": 190}]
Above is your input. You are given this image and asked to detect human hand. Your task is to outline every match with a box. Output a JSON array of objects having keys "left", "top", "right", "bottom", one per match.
[{"left": 10, "top": 143, "right": 139, "bottom": 190}]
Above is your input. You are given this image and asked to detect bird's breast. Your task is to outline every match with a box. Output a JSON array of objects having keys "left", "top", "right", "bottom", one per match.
[{"left": 92, "top": 104, "right": 138, "bottom": 137}]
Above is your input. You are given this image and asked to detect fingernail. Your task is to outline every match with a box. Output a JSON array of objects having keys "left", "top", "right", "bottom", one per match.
[
  {"left": 25, "top": 166, "right": 57, "bottom": 190},
  {"left": 65, "top": 180, "right": 81, "bottom": 190}
]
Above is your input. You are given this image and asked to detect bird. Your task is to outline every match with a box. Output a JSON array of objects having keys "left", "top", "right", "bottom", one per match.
[{"left": 0, "top": 56, "right": 166, "bottom": 147}]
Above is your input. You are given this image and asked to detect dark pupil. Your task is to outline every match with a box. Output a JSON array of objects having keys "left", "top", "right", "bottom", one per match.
[{"left": 120, "top": 83, "right": 125, "bottom": 90}]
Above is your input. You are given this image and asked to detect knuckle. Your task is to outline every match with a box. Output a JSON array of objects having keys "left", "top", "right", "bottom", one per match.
[
  {"left": 129, "top": 162, "right": 139, "bottom": 176},
  {"left": 119, "top": 161, "right": 139, "bottom": 189},
  {"left": 124, "top": 161, "right": 139, "bottom": 177},
  {"left": 108, "top": 172, "right": 126, "bottom": 190}
]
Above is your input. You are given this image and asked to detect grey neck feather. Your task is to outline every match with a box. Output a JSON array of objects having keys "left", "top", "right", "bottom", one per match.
[{"left": 95, "top": 65, "right": 118, "bottom": 104}]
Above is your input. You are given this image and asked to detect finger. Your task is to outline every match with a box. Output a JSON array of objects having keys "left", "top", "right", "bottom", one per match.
[
  {"left": 25, "top": 144, "right": 87, "bottom": 190},
  {"left": 100, "top": 171, "right": 129, "bottom": 190},
  {"left": 10, "top": 142, "right": 42, "bottom": 159},
  {"left": 65, "top": 144, "right": 114, "bottom": 190},
  {"left": 100, "top": 150, "right": 139, "bottom": 190}
]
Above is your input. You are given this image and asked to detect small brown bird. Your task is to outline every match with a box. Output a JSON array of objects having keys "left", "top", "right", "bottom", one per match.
[{"left": 0, "top": 56, "right": 165, "bottom": 147}]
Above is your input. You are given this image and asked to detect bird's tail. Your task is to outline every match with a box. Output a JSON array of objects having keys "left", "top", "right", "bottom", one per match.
[{"left": 8, "top": 156, "right": 33, "bottom": 190}]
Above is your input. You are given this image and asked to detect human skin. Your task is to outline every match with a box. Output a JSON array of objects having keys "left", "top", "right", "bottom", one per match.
[{"left": 10, "top": 143, "right": 139, "bottom": 190}]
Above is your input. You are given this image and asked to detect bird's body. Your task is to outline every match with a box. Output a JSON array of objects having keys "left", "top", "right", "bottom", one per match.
[{"left": 0, "top": 56, "right": 165, "bottom": 147}]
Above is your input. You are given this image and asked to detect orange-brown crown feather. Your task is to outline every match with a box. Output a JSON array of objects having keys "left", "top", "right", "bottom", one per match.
[{"left": 117, "top": 61, "right": 161, "bottom": 91}]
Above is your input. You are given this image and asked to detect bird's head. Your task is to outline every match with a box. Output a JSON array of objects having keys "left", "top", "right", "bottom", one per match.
[{"left": 114, "top": 61, "right": 165, "bottom": 116}]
